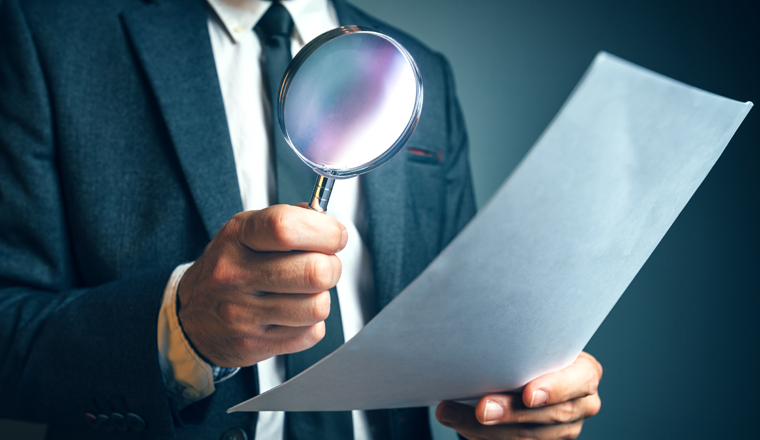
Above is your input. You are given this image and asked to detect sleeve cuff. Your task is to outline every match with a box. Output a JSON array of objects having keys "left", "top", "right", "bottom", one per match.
[{"left": 157, "top": 262, "right": 217, "bottom": 405}]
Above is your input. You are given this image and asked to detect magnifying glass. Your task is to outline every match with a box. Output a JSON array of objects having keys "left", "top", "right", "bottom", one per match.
[{"left": 278, "top": 26, "right": 423, "bottom": 212}]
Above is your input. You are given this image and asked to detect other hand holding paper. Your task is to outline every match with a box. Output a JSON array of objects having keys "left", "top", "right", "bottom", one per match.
[{"left": 436, "top": 352, "right": 602, "bottom": 440}]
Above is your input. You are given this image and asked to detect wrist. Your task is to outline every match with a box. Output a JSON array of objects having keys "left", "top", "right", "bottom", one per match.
[
  {"left": 175, "top": 263, "right": 214, "bottom": 366},
  {"left": 157, "top": 262, "right": 216, "bottom": 405}
]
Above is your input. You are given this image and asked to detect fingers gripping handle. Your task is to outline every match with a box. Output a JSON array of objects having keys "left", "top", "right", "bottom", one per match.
[{"left": 309, "top": 175, "right": 335, "bottom": 213}]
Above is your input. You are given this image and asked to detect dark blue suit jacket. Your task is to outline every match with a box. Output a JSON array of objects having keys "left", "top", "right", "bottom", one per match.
[{"left": 0, "top": 0, "right": 476, "bottom": 438}]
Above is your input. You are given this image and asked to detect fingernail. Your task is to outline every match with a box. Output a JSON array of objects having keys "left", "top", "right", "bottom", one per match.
[
  {"left": 530, "top": 390, "right": 548, "bottom": 407},
  {"left": 483, "top": 400, "right": 504, "bottom": 424},
  {"left": 339, "top": 226, "right": 348, "bottom": 250},
  {"left": 438, "top": 404, "right": 460, "bottom": 425}
]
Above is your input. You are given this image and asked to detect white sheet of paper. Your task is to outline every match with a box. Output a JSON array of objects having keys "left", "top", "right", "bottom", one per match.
[{"left": 229, "top": 52, "right": 752, "bottom": 413}]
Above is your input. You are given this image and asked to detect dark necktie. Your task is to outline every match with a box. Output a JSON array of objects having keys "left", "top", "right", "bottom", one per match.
[
  {"left": 255, "top": 1, "right": 315, "bottom": 206},
  {"left": 254, "top": 4, "right": 354, "bottom": 440}
]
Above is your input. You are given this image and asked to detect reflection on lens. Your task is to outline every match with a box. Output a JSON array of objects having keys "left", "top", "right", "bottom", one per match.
[{"left": 281, "top": 30, "right": 421, "bottom": 176}]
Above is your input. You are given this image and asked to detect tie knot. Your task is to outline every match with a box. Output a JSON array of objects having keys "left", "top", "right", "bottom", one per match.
[{"left": 255, "top": 2, "right": 294, "bottom": 40}]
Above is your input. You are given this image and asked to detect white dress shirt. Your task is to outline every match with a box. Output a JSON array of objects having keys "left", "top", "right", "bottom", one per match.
[{"left": 157, "top": 1, "right": 376, "bottom": 439}]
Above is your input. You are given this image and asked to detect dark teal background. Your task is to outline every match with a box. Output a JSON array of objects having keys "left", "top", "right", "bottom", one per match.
[
  {"left": 1, "top": 0, "right": 757, "bottom": 439},
  {"left": 349, "top": 0, "right": 759, "bottom": 438}
]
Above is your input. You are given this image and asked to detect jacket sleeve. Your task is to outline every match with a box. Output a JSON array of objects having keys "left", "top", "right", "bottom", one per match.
[{"left": 0, "top": 0, "right": 176, "bottom": 437}]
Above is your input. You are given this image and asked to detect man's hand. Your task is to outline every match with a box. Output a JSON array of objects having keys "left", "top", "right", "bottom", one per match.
[
  {"left": 177, "top": 204, "right": 348, "bottom": 368},
  {"left": 436, "top": 352, "right": 602, "bottom": 440}
]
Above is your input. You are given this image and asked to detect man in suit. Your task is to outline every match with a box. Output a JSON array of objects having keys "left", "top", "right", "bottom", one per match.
[{"left": 0, "top": 0, "right": 602, "bottom": 439}]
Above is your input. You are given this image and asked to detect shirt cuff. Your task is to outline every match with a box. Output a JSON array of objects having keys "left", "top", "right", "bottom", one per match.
[{"left": 157, "top": 262, "right": 240, "bottom": 406}]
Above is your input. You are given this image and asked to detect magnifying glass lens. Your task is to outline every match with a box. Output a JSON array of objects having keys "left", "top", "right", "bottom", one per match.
[
  {"left": 279, "top": 27, "right": 423, "bottom": 211},
  {"left": 283, "top": 32, "right": 418, "bottom": 173}
]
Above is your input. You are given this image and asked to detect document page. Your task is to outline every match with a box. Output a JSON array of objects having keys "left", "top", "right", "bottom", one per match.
[{"left": 230, "top": 52, "right": 752, "bottom": 412}]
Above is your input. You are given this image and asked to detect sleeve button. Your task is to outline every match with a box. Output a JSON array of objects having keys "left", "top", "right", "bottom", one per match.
[
  {"left": 110, "top": 412, "right": 128, "bottom": 431},
  {"left": 126, "top": 413, "right": 147, "bottom": 432},
  {"left": 220, "top": 427, "right": 248, "bottom": 440},
  {"left": 84, "top": 413, "right": 98, "bottom": 430},
  {"left": 97, "top": 414, "right": 114, "bottom": 432}
]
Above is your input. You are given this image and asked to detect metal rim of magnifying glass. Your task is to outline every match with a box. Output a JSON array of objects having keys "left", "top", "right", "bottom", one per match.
[{"left": 277, "top": 25, "right": 424, "bottom": 180}]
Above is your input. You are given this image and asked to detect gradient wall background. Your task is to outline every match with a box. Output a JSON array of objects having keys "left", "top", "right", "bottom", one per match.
[{"left": 1, "top": 0, "right": 758, "bottom": 438}]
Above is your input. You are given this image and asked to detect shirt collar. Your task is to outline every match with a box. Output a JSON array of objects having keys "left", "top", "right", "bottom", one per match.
[{"left": 207, "top": 0, "right": 338, "bottom": 45}]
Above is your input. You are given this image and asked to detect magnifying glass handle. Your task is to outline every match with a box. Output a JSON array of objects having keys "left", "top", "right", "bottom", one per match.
[{"left": 309, "top": 175, "right": 335, "bottom": 213}]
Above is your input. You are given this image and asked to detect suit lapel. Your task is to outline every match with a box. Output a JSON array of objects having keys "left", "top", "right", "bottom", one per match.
[
  {"left": 121, "top": 0, "right": 242, "bottom": 240},
  {"left": 333, "top": 0, "right": 408, "bottom": 309}
]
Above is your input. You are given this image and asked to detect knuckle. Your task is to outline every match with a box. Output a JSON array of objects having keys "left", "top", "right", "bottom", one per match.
[
  {"left": 563, "top": 423, "right": 583, "bottom": 439},
  {"left": 306, "top": 255, "right": 334, "bottom": 291},
  {"left": 280, "top": 324, "right": 323, "bottom": 354},
  {"left": 225, "top": 213, "right": 245, "bottom": 238},
  {"left": 587, "top": 395, "right": 602, "bottom": 417},
  {"left": 210, "top": 257, "right": 243, "bottom": 286},
  {"left": 310, "top": 322, "right": 326, "bottom": 344},
  {"left": 236, "top": 334, "right": 263, "bottom": 353},
  {"left": 551, "top": 401, "right": 577, "bottom": 424},
  {"left": 584, "top": 352, "right": 604, "bottom": 380},
  {"left": 223, "top": 213, "right": 251, "bottom": 248},
  {"left": 595, "top": 358, "right": 603, "bottom": 380},
  {"left": 588, "top": 379, "right": 599, "bottom": 396},
  {"left": 268, "top": 207, "right": 295, "bottom": 248},
  {"left": 332, "top": 255, "right": 342, "bottom": 281},
  {"left": 311, "top": 291, "right": 331, "bottom": 322},
  {"left": 332, "top": 224, "right": 344, "bottom": 251},
  {"left": 217, "top": 302, "right": 242, "bottom": 323},
  {"left": 586, "top": 368, "right": 600, "bottom": 395}
]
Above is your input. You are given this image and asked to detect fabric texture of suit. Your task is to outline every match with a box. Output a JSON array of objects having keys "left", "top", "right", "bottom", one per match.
[{"left": 0, "top": 0, "right": 476, "bottom": 438}]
